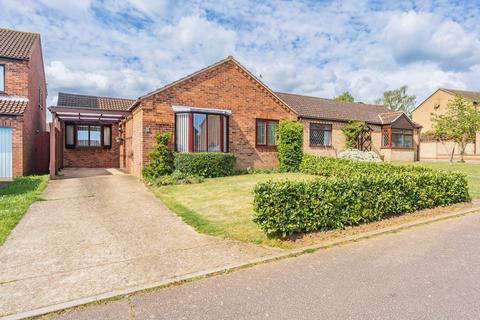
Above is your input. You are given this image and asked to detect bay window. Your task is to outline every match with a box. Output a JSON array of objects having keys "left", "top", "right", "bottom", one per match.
[
  {"left": 256, "top": 119, "right": 278, "bottom": 146},
  {"left": 65, "top": 123, "right": 111, "bottom": 149},
  {"left": 175, "top": 112, "right": 229, "bottom": 153},
  {"left": 382, "top": 128, "right": 413, "bottom": 148}
]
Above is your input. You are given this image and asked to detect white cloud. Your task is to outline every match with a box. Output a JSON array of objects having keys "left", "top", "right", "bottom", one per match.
[{"left": 0, "top": 0, "right": 479, "bottom": 109}]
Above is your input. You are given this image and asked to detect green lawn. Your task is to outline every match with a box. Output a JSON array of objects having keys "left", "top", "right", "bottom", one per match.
[
  {"left": 409, "top": 162, "right": 480, "bottom": 198},
  {"left": 154, "top": 173, "right": 316, "bottom": 247},
  {"left": 0, "top": 175, "right": 48, "bottom": 245}
]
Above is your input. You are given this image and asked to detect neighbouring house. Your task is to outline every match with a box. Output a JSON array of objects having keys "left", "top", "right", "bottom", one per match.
[
  {"left": 49, "top": 56, "right": 421, "bottom": 177},
  {"left": 412, "top": 88, "right": 480, "bottom": 161},
  {"left": 0, "top": 28, "right": 48, "bottom": 179}
]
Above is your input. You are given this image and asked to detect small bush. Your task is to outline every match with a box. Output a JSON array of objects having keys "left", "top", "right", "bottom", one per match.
[
  {"left": 143, "top": 132, "right": 174, "bottom": 180},
  {"left": 174, "top": 153, "right": 236, "bottom": 178},
  {"left": 277, "top": 120, "right": 304, "bottom": 172},
  {"left": 253, "top": 170, "right": 469, "bottom": 236}
]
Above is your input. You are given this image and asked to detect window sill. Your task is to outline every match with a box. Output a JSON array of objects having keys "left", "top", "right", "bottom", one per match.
[
  {"left": 256, "top": 144, "right": 277, "bottom": 149},
  {"left": 381, "top": 147, "right": 414, "bottom": 150},
  {"left": 309, "top": 144, "right": 333, "bottom": 148}
]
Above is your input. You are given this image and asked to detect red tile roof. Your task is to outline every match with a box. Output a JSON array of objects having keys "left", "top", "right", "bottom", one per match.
[
  {"left": 0, "top": 97, "right": 28, "bottom": 115},
  {"left": 276, "top": 92, "right": 390, "bottom": 124},
  {"left": 57, "top": 92, "right": 136, "bottom": 111},
  {"left": 0, "top": 28, "right": 39, "bottom": 60}
]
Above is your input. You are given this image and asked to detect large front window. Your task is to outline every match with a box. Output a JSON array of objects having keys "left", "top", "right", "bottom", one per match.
[
  {"left": 175, "top": 112, "right": 228, "bottom": 152},
  {"left": 65, "top": 123, "right": 111, "bottom": 149},
  {"left": 382, "top": 128, "right": 413, "bottom": 148}
]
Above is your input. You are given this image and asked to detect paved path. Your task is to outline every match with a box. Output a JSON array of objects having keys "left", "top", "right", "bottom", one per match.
[
  {"left": 0, "top": 169, "right": 280, "bottom": 317},
  {"left": 46, "top": 209, "right": 480, "bottom": 320}
]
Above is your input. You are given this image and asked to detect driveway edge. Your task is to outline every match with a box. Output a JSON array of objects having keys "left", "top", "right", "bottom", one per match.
[{"left": 4, "top": 206, "right": 480, "bottom": 320}]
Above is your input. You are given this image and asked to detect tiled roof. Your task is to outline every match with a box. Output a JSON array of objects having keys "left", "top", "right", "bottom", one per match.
[
  {"left": 0, "top": 28, "right": 39, "bottom": 60},
  {"left": 378, "top": 112, "right": 403, "bottom": 124},
  {"left": 442, "top": 88, "right": 480, "bottom": 101},
  {"left": 276, "top": 92, "right": 390, "bottom": 124},
  {"left": 0, "top": 97, "right": 28, "bottom": 115},
  {"left": 57, "top": 92, "right": 136, "bottom": 111}
]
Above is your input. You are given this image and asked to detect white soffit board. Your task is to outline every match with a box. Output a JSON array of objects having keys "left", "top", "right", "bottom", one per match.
[{"left": 172, "top": 105, "right": 232, "bottom": 116}]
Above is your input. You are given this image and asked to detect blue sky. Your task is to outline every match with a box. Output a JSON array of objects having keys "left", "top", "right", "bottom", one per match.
[{"left": 1, "top": 0, "right": 480, "bottom": 107}]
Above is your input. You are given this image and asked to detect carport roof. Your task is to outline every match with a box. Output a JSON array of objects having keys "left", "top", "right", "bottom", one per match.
[{"left": 57, "top": 92, "right": 135, "bottom": 111}]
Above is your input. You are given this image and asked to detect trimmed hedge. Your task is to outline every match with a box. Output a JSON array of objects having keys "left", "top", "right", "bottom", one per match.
[
  {"left": 300, "top": 153, "right": 429, "bottom": 177},
  {"left": 174, "top": 153, "right": 236, "bottom": 178},
  {"left": 253, "top": 171, "right": 469, "bottom": 236},
  {"left": 277, "top": 120, "right": 304, "bottom": 172}
]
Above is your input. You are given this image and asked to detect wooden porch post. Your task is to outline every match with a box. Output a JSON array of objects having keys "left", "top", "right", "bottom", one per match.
[{"left": 49, "top": 113, "right": 56, "bottom": 178}]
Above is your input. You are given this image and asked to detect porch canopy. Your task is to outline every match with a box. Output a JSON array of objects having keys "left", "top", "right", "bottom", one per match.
[{"left": 49, "top": 106, "right": 129, "bottom": 123}]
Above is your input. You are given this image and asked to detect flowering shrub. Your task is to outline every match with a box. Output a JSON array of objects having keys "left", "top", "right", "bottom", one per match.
[{"left": 339, "top": 148, "right": 382, "bottom": 162}]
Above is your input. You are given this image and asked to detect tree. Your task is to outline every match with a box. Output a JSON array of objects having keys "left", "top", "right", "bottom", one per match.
[
  {"left": 335, "top": 91, "right": 354, "bottom": 102},
  {"left": 376, "top": 85, "right": 416, "bottom": 115},
  {"left": 431, "top": 94, "right": 480, "bottom": 163}
]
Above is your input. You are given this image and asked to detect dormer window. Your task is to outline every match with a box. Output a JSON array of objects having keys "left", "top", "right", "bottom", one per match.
[{"left": 0, "top": 65, "right": 4, "bottom": 92}]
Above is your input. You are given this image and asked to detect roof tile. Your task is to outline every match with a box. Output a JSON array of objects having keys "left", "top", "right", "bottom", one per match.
[
  {"left": 276, "top": 92, "right": 390, "bottom": 124},
  {"left": 0, "top": 97, "right": 28, "bottom": 115},
  {"left": 0, "top": 28, "right": 39, "bottom": 60},
  {"left": 442, "top": 88, "right": 480, "bottom": 101},
  {"left": 57, "top": 92, "right": 136, "bottom": 111}
]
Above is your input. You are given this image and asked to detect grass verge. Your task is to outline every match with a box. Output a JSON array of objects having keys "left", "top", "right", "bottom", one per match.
[{"left": 0, "top": 175, "right": 49, "bottom": 245}]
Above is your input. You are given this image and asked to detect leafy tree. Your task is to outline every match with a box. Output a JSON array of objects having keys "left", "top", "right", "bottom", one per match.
[
  {"left": 431, "top": 95, "right": 480, "bottom": 163},
  {"left": 335, "top": 91, "right": 354, "bottom": 102},
  {"left": 143, "top": 132, "right": 174, "bottom": 179},
  {"left": 376, "top": 85, "right": 416, "bottom": 115},
  {"left": 341, "top": 121, "right": 366, "bottom": 149}
]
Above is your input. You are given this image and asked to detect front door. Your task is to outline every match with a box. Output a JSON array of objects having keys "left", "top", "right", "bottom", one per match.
[{"left": 0, "top": 127, "right": 12, "bottom": 179}]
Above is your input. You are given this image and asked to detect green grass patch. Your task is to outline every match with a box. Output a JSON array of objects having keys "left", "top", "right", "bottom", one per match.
[
  {"left": 0, "top": 175, "right": 49, "bottom": 245},
  {"left": 154, "top": 173, "right": 316, "bottom": 248},
  {"left": 406, "top": 162, "right": 480, "bottom": 198}
]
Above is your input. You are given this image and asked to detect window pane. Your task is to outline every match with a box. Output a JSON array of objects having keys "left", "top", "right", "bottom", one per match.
[
  {"left": 404, "top": 135, "right": 413, "bottom": 148},
  {"left": 77, "top": 125, "right": 89, "bottom": 146},
  {"left": 323, "top": 130, "right": 331, "bottom": 146},
  {"left": 267, "top": 121, "right": 277, "bottom": 145},
  {"left": 90, "top": 126, "right": 101, "bottom": 146},
  {"left": 103, "top": 126, "right": 111, "bottom": 146},
  {"left": 256, "top": 120, "right": 266, "bottom": 145},
  {"left": 0, "top": 65, "right": 4, "bottom": 91},
  {"left": 310, "top": 123, "right": 331, "bottom": 146},
  {"left": 66, "top": 125, "right": 74, "bottom": 146},
  {"left": 208, "top": 114, "right": 221, "bottom": 152},
  {"left": 392, "top": 134, "right": 404, "bottom": 147},
  {"left": 175, "top": 113, "right": 189, "bottom": 152},
  {"left": 193, "top": 113, "right": 207, "bottom": 152}
]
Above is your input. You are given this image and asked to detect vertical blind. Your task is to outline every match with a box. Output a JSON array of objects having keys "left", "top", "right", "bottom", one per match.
[
  {"left": 176, "top": 112, "right": 228, "bottom": 152},
  {"left": 175, "top": 113, "right": 189, "bottom": 152}
]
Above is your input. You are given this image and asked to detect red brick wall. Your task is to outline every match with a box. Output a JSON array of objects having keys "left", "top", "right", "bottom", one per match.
[
  {"left": 122, "top": 60, "right": 296, "bottom": 176},
  {"left": 63, "top": 123, "right": 120, "bottom": 168},
  {"left": 0, "top": 116, "right": 23, "bottom": 177},
  {"left": 0, "top": 38, "right": 47, "bottom": 175},
  {"left": 0, "top": 58, "right": 29, "bottom": 96},
  {"left": 23, "top": 39, "right": 47, "bottom": 174}
]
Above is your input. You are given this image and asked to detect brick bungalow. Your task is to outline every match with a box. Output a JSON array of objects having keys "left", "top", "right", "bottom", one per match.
[
  {"left": 49, "top": 56, "right": 420, "bottom": 177},
  {"left": 412, "top": 88, "right": 480, "bottom": 161},
  {"left": 0, "top": 28, "right": 48, "bottom": 179}
]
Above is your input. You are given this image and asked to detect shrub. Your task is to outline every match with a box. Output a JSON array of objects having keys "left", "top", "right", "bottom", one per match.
[
  {"left": 300, "top": 153, "right": 428, "bottom": 178},
  {"left": 253, "top": 170, "right": 469, "bottom": 236},
  {"left": 341, "top": 121, "right": 366, "bottom": 149},
  {"left": 339, "top": 149, "right": 382, "bottom": 162},
  {"left": 277, "top": 120, "right": 304, "bottom": 172},
  {"left": 174, "top": 153, "right": 236, "bottom": 178},
  {"left": 143, "top": 132, "right": 174, "bottom": 180}
]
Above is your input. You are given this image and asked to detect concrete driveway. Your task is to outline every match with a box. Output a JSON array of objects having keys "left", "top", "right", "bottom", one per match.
[{"left": 0, "top": 169, "right": 280, "bottom": 318}]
